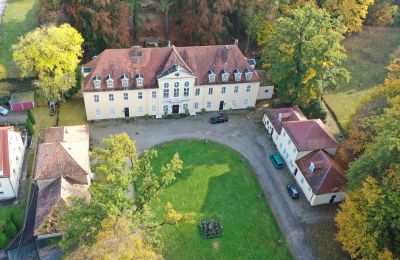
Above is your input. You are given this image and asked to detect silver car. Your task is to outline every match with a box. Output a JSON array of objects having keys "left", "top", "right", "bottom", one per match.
[{"left": 0, "top": 106, "right": 9, "bottom": 116}]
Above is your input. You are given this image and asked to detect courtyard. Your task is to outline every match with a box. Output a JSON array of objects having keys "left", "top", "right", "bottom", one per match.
[{"left": 90, "top": 111, "right": 349, "bottom": 260}]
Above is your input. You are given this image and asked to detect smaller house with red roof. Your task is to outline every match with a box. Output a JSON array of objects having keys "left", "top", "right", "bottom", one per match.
[
  {"left": 0, "top": 126, "right": 25, "bottom": 200},
  {"left": 264, "top": 108, "right": 347, "bottom": 205}
]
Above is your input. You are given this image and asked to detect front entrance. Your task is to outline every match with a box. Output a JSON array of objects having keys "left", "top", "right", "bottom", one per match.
[
  {"left": 329, "top": 195, "right": 336, "bottom": 203},
  {"left": 172, "top": 105, "right": 179, "bottom": 114},
  {"left": 124, "top": 107, "right": 129, "bottom": 118},
  {"left": 219, "top": 101, "right": 224, "bottom": 111}
]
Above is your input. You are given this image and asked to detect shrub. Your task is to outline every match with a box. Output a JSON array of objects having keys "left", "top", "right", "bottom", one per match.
[
  {"left": 11, "top": 210, "right": 24, "bottom": 230},
  {"left": 26, "top": 110, "right": 35, "bottom": 125},
  {"left": 26, "top": 119, "right": 35, "bottom": 135},
  {"left": 0, "top": 232, "right": 7, "bottom": 249},
  {"left": 302, "top": 100, "right": 327, "bottom": 121},
  {"left": 4, "top": 220, "right": 17, "bottom": 239}
]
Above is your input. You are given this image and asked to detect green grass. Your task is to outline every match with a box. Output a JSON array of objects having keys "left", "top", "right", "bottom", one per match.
[
  {"left": 149, "top": 140, "right": 291, "bottom": 260},
  {"left": 0, "top": 0, "right": 39, "bottom": 77},
  {"left": 324, "top": 26, "right": 400, "bottom": 130},
  {"left": 58, "top": 97, "right": 87, "bottom": 126},
  {"left": 0, "top": 205, "right": 24, "bottom": 249}
]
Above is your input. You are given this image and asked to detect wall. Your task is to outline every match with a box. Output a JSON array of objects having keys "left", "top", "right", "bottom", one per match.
[
  {"left": 257, "top": 85, "right": 274, "bottom": 100},
  {"left": 310, "top": 192, "right": 346, "bottom": 206},
  {"left": 263, "top": 114, "right": 279, "bottom": 145},
  {"left": 0, "top": 178, "right": 15, "bottom": 200}
]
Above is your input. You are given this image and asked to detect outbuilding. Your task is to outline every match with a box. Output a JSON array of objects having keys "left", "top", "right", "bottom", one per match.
[{"left": 9, "top": 91, "right": 35, "bottom": 112}]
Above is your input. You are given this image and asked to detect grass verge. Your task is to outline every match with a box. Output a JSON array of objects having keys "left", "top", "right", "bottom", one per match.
[{"left": 149, "top": 140, "right": 292, "bottom": 259}]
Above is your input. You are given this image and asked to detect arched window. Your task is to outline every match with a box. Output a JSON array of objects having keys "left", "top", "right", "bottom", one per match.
[
  {"left": 163, "top": 83, "right": 169, "bottom": 98},
  {"left": 174, "top": 82, "right": 179, "bottom": 88},
  {"left": 184, "top": 81, "right": 189, "bottom": 87}
]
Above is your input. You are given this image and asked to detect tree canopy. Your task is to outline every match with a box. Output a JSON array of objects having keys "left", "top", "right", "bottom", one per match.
[
  {"left": 262, "top": 4, "right": 349, "bottom": 107},
  {"left": 12, "top": 24, "right": 83, "bottom": 102}
]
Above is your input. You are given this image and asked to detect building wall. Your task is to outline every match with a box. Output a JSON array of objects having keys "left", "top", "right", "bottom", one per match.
[
  {"left": 310, "top": 191, "right": 346, "bottom": 206},
  {"left": 0, "top": 130, "right": 25, "bottom": 200},
  {"left": 257, "top": 85, "right": 274, "bottom": 100},
  {"left": 84, "top": 72, "right": 260, "bottom": 120},
  {"left": 262, "top": 114, "right": 279, "bottom": 145}
]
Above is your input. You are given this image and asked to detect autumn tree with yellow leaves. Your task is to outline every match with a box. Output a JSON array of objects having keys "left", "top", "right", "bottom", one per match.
[
  {"left": 12, "top": 24, "right": 83, "bottom": 103},
  {"left": 262, "top": 4, "right": 350, "bottom": 108}
]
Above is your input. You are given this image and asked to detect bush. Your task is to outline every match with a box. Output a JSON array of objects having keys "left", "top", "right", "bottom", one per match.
[
  {"left": 26, "top": 110, "right": 35, "bottom": 125},
  {"left": 4, "top": 220, "right": 17, "bottom": 238},
  {"left": 11, "top": 210, "right": 24, "bottom": 230},
  {"left": 0, "top": 232, "right": 7, "bottom": 249},
  {"left": 26, "top": 118, "right": 35, "bottom": 135},
  {"left": 302, "top": 100, "right": 327, "bottom": 121}
]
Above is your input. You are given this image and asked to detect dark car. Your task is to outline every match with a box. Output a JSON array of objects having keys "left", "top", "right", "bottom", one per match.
[
  {"left": 209, "top": 114, "right": 228, "bottom": 124},
  {"left": 286, "top": 184, "right": 300, "bottom": 199},
  {"left": 269, "top": 153, "right": 284, "bottom": 169}
]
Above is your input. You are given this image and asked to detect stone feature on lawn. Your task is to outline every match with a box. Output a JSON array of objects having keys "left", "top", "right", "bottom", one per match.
[{"left": 199, "top": 219, "right": 223, "bottom": 239}]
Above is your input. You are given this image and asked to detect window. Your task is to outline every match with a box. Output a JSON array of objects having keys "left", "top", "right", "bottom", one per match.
[
  {"left": 194, "top": 102, "right": 199, "bottom": 109},
  {"left": 288, "top": 140, "right": 291, "bottom": 145},
  {"left": 163, "top": 105, "right": 168, "bottom": 112},
  {"left": 107, "top": 80, "right": 113, "bottom": 88},
  {"left": 138, "top": 106, "right": 143, "bottom": 113},
  {"left": 110, "top": 108, "right": 115, "bottom": 116},
  {"left": 123, "top": 93, "right": 128, "bottom": 101},
  {"left": 163, "top": 83, "right": 169, "bottom": 98},
  {"left": 222, "top": 73, "right": 229, "bottom": 82},
  {"left": 195, "top": 88, "right": 200, "bottom": 96},
  {"left": 94, "top": 81, "right": 101, "bottom": 89},
  {"left": 231, "top": 99, "right": 237, "bottom": 108},
  {"left": 265, "top": 89, "right": 269, "bottom": 93},
  {"left": 122, "top": 79, "right": 129, "bottom": 88},
  {"left": 184, "top": 87, "right": 189, "bottom": 97},
  {"left": 221, "top": 87, "right": 226, "bottom": 94},
  {"left": 151, "top": 105, "right": 157, "bottom": 112},
  {"left": 208, "top": 88, "right": 213, "bottom": 95},
  {"left": 293, "top": 147, "right": 296, "bottom": 153},
  {"left": 234, "top": 69, "right": 242, "bottom": 81},
  {"left": 152, "top": 91, "right": 156, "bottom": 99},
  {"left": 279, "top": 143, "right": 283, "bottom": 148},
  {"left": 234, "top": 86, "right": 239, "bottom": 94},
  {"left": 244, "top": 99, "right": 249, "bottom": 107},
  {"left": 283, "top": 131, "right": 286, "bottom": 136},
  {"left": 183, "top": 104, "right": 188, "bottom": 111},
  {"left": 246, "top": 85, "right": 251, "bottom": 93},
  {"left": 136, "top": 77, "right": 143, "bottom": 87},
  {"left": 308, "top": 187, "right": 312, "bottom": 192},
  {"left": 94, "top": 95, "right": 99, "bottom": 102},
  {"left": 138, "top": 92, "right": 143, "bottom": 99},
  {"left": 207, "top": 101, "right": 212, "bottom": 108},
  {"left": 174, "top": 82, "right": 179, "bottom": 88},
  {"left": 174, "top": 87, "right": 179, "bottom": 97},
  {"left": 108, "top": 94, "right": 114, "bottom": 102},
  {"left": 301, "top": 178, "right": 304, "bottom": 184},
  {"left": 245, "top": 72, "right": 253, "bottom": 81},
  {"left": 95, "top": 109, "right": 101, "bottom": 117},
  {"left": 209, "top": 74, "right": 216, "bottom": 83},
  {"left": 184, "top": 81, "right": 189, "bottom": 87}
]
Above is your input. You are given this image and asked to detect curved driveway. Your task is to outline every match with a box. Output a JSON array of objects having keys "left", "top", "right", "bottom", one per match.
[{"left": 90, "top": 112, "right": 330, "bottom": 260}]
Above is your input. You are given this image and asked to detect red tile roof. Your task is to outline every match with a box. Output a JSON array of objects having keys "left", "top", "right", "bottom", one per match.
[
  {"left": 296, "top": 150, "right": 347, "bottom": 194},
  {"left": 282, "top": 119, "right": 338, "bottom": 151},
  {"left": 264, "top": 106, "right": 306, "bottom": 134},
  {"left": 82, "top": 45, "right": 259, "bottom": 92},
  {"left": 0, "top": 126, "right": 10, "bottom": 178}
]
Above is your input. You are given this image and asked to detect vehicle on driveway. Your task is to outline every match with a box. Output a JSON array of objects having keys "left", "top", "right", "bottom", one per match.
[
  {"left": 209, "top": 114, "right": 228, "bottom": 124},
  {"left": 0, "top": 106, "right": 9, "bottom": 116},
  {"left": 269, "top": 153, "right": 284, "bottom": 169},
  {"left": 286, "top": 184, "right": 300, "bottom": 199}
]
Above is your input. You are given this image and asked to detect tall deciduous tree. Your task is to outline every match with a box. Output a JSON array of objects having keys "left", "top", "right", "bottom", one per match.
[
  {"left": 12, "top": 24, "right": 83, "bottom": 103},
  {"left": 157, "top": 0, "right": 175, "bottom": 38},
  {"left": 262, "top": 4, "right": 350, "bottom": 107},
  {"left": 323, "top": 0, "right": 375, "bottom": 33}
]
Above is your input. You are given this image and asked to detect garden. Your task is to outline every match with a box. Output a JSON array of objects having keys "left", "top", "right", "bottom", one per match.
[{"left": 149, "top": 140, "right": 291, "bottom": 259}]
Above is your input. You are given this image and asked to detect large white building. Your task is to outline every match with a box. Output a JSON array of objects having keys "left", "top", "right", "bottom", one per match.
[
  {"left": 264, "top": 108, "right": 347, "bottom": 206},
  {"left": 82, "top": 44, "right": 266, "bottom": 120},
  {"left": 0, "top": 126, "right": 25, "bottom": 200}
]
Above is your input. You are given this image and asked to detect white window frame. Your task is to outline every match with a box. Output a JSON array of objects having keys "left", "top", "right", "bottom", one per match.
[
  {"left": 121, "top": 78, "right": 129, "bottom": 88},
  {"left": 231, "top": 99, "right": 237, "bottom": 108},
  {"left": 246, "top": 85, "right": 252, "bottom": 93},
  {"left": 209, "top": 74, "right": 216, "bottom": 83},
  {"left": 245, "top": 71, "right": 253, "bottom": 81},
  {"left": 106, "top": 79, "right": 114, "bottom": 88},
  {"left": 152, "top": 91, "right": 157, "bottom": 99},
  {"left": 207, "top": 101, "right": 212, "bottom": 108},
  {"left": 194, "top": 102, "right": 199, "bottom": 109},
  {"left": 174, "top": 87, "right": 179, "bottom": 97},
  {"left": 110, "top": 108, "right": 116, "bottom": 116},
  {"left": 195, "top": 88, "right": 200, "bottom": 96},
  {"left": 234, "top": 86, "right": 239, "bottom": 94},
  {"left": 222, "top": 73, "right": 229, "bottom": 82},
  {"left": 138, "top": 92, "right": 143, "bottom": 99},
  {"left": 208, "top": 88, "right": 213, "bottom": 95},
  {"left": 163, "top": 83, "right": 169, "bottom": 98},
  {"left": 163, "top": 105, "right": 168, "bottom": 113},
  {"left": 151, "top": 105, "right": 157, "bottom": 112},
  {"left": 138, "top": 106, "right": 144, "bottom": 113},
  {"left": 244, "top": 99, "right": 249, "bottom": 107},
  {"left": 234, "top": 72, "right": 242, "bottom": 82},
  {"left": 184, "top": 87, "right": 189, "bottom": 97},
  {"left": 136, "top": 77, "right": 143, "bottom": 87},
  {"left": 94, "top": 80, "right": 101, "bottom": 89},
  {"left": 221, "top": 87, "right": 226, "bottom": 94},
  {"left": 109, "top": 94, "right": 114, "bottom": 102},
  {"left": 95, "top": 109, "right": 101, "bottom": 117},
  {"left": 123, "top": 92, "right": 129, "bottom": 101},
  {"left": 183, "top": 104, "right": 188, "bottom": 111},
  {"left": 94, "top": 95, "right": 99, "bottom": 102}
]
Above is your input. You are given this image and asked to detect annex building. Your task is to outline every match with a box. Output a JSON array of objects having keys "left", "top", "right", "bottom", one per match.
[{"left": 82, "top": 44, "right": 271, "bottom": 120}]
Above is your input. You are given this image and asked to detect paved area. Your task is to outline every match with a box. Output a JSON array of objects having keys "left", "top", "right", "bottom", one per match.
[
  {"left": 0, "top": 111, "right": 26, "bottom": 125},
  {"left": 90, "top": 111, "right": 340, "bottom": 260}
]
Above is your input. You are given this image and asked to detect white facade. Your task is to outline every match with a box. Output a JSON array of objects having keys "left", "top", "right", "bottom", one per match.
[
  {"left": 263, "top": 114, "right": 280, "bottom": 145},
  {"left": 0, "top": 129, "right": 25, "bottom": 200},
  {"left": 84, "top": 71, "right": 260, "bottom": 120},
  {"left": 257, "top": 85, "right": 274, "bottom": 100}
]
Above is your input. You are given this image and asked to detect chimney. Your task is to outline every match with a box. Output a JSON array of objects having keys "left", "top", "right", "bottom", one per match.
[
  {"left": 234, "top": 39, "right": 238, "bottom": 45},
  {"left": 278, "top": 113, "right": 282, "bottom": 122}
]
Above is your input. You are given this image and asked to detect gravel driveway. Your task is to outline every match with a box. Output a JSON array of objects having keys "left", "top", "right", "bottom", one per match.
[{"left": 90, "top": 111, "right": 340, "bottom": 260}]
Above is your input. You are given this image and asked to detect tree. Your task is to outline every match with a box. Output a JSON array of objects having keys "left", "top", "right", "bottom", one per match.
[
  {"left": 323, "top": 0, "right": 375, "bottom": 34},
  {"left": 12, "top": 24, "right": 83, "bottom": 103},
  {"left": 262, "top": 4, "right": 349, "bottom": 107},
  {"left": 157, "top": 0, "right": 175, "bottom": 38},
  {"left": 336, "top": 173, "right": 400, "bottom": 259},
  {"left": 127, "top": 0, "right": 146, "bottom": 41},
  {"left": 60, "top": 133, "right": 192, "bottom": 255},
  {"left": 0, "top": 64, "right": 6, "bottom": 80},
  {"left": 365, "top": 0, "right": 398, "bottom": 26},
  {"left": 26, "top": 110, "right": 35, "bottom": 125},
  {"left": 25, "top": 119, "right": 34, "bottom": 135}
]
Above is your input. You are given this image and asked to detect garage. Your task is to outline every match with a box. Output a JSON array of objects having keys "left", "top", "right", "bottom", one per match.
[{"left": 9, "top": 91, "right": 35, "bottom": 112}]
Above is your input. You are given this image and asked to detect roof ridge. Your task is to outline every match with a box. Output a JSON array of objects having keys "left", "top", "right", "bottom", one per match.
[
  {"left": 60, "top": 142, "right": 89, "bottom": 177},
  {"left": 172, "top": 46, "right": 193, "bottom": 73}
]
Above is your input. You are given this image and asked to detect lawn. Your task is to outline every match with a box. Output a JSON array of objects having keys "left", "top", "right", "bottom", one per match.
[
  {"left": 324, "top": 26, "right": 400, "bottom": 130},
  {"left": 0, "top": 205, "right": 24, "bottom": 249},
  {"left": 149, "top": 140, "right": 291, "bottom": 260},
  {"left": 58, "top": 97, "right": 87, "bottom": 126},
  {"left": 0, "top": 0, "right": 39, "bottom": 77}
]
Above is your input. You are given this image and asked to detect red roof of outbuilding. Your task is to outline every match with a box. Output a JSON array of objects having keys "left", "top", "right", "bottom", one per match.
[
  {"left": 0, "top": 127, "right": 10, "bottom": 178},
  {"left": 264, "top": 106, "right": 306, "bottom": 134},
  {"left": 296, "top": 150, "right": 347, "bottom": 194},
  {"left": 282, "top": 120, "right": 338, "bottom": 151}
]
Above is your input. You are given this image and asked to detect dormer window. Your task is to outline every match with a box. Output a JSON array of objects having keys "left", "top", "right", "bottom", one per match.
[
  {"left": 208, "top": 69, "right": 216, "bottom": 83},
  {"left": 221, "top": 69, "right": 229, "bottom": 83},
  {"left": 120, "top": 74, "right": 129, "bottom": 88},
  {"left": 105, "top": 74, "right": 114, "bottom": 88},
  {"left": 92, "top": 75, "right": 101, "bottom": 89},
  {"left": 234, "top": 68, "right": 242, "bottom": 82},
  {"left": 245, "top": 68, "right": 253, "bottom": 81},
  {"left": 309, "top": 162, "right": 315, "bottom": 173},
  {"left": 136, "top": 74, "right": 143, "bottom": 87}
]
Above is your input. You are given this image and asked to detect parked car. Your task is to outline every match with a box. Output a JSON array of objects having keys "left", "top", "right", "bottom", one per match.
[
  {"left": 0, "top": 106, "right": 9, "bottom": 116},
  {"left": 209, "top": 114, "right": 228, "bottom": 124},
  {"left": 286, "top": 184, "right": 300, "bottom": 199},
  {"left": 269, "top": 153, "right": 284, "bottom": 169}
]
